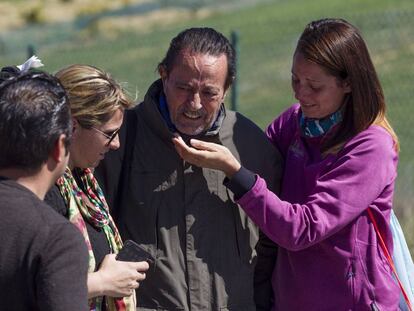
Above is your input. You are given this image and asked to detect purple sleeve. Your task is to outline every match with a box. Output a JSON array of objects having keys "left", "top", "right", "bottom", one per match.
[{"left": 237, "top": 126, "right": 398, "bottom": 251}]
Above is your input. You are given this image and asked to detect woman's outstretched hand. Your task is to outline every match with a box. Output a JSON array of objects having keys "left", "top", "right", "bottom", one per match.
[{"left": 172, "top": 135, "right": 241, "bottom": 178}]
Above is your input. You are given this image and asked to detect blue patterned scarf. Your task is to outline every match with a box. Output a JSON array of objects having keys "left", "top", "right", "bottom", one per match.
[{"left": 300, "top": 107, "right": 344, "bottom": 138}]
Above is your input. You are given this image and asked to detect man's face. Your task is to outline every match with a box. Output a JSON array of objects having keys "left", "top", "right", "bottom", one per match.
[{"left": 160, "top": 51, "right": 228, "bottom": 136}]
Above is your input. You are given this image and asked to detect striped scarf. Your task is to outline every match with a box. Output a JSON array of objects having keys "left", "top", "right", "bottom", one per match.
[{"left": 56, "top": 167, "right": 136, "bottom": 311}]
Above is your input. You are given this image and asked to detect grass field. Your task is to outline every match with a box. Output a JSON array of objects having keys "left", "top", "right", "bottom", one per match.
[{"left": 1, "top": 0, "right": 414, "bottom": 250}]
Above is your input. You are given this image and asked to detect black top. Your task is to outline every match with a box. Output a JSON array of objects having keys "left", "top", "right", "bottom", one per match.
[
  {"left": 44, "top": 177, "right": 111, "bottom": 270},
  {"left": 0, "top": 177, "right": 88, "bottom": 311}
]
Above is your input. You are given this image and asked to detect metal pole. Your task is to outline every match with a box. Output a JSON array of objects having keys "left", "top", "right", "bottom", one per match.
[
  {"left": 230, "top": 31, "right": 239, "bottom": 112},
  {"left": 27, "top": 44, "right": 35, "bottom": 58}
]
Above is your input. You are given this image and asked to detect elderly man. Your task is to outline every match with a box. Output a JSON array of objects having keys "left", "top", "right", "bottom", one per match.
[
  {"left": 0, "top": 69, "right": 88, "bottom": 310},
  {"left": 97, "top": 27, "right": 281, "bottom": 311}
]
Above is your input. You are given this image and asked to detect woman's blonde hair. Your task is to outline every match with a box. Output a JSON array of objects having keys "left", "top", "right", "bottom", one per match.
[{"left": 55, "top": 64, "right": 134, "bottom": 128}]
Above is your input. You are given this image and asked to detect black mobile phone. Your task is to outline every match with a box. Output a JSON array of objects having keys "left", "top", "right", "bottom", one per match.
[{"left": 116, "top": 240, "right": 154, "bottom": 264}]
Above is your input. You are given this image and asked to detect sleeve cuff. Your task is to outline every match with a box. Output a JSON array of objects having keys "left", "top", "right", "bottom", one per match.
[{"left": 223, "top": 166, "right": 256, "bottom": 200}]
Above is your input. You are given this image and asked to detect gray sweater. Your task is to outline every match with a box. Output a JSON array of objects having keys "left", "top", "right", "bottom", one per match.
[{"left": 0, "top": 177, "right": 89, "bottom": 311}]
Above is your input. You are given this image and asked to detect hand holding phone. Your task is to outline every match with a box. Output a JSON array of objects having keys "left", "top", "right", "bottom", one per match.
[{"left": 116, "top": 240, "right": 154, "bottom": 264}]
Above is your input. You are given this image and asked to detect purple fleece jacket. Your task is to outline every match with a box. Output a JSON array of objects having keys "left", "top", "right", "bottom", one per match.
[{"left": 238, "top": 104, "right": 400, "bottom": 310}]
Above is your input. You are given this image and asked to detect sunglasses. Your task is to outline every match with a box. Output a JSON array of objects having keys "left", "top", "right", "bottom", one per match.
[{"left": 91, "top": 126, "right": 121, "bottom": 146}]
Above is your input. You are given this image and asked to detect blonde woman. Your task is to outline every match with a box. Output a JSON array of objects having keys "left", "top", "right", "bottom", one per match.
[{"left": 45, "top": 64, "right": 148, "bottom": 311}]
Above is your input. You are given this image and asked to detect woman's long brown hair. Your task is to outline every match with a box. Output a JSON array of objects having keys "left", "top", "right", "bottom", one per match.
[{"left": 295, "top": 18, "right": 399, "bottom": 154}]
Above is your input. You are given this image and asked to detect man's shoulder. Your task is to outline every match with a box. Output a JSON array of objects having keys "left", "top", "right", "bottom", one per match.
[
  {"left": 220, "top": 110, "right": 283, "bottom": 183},
  {"left": 0, "top": 180, "right": 42, "bottom": 219},
  {"left": 33, "top": 201, "right": 86, "bottom": 254},
  {"left": 223, "top": 110, "right": 264, "bottom": 135},
  {"left": 221, "top": 110, "right": 271, "bottom": 144},
  {"left": 0, "top": 181, "right": 84, "bottom": 254},
  {"left": 37, "top": 199, "right": 71, "bottom": 226},
  {"left": 0, "top": 181, "right": 71, "bottom": 230},
  {"left": 225, "top": 110, "right": 261, "bottom": 128}
]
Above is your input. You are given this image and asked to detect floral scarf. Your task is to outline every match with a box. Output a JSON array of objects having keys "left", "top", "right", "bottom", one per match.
[{"left": 56, "top": 167, "right": 136, "bottom": 311}]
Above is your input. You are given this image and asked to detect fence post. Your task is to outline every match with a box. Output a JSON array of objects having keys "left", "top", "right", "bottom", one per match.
[
  {"left": 230, "top": 31, "right": 239, "bottom": 112},
  {"left": 27, "top": 44, "right": 35, "bottom": 58}
]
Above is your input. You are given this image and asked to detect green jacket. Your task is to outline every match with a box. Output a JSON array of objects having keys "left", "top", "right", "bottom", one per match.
[{"left": 96, "top": 80, "right": 282, "bottom": 311}]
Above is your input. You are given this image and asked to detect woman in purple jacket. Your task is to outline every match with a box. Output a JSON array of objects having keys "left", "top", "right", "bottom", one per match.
[{"left": 172, "top": 18, "right": 400, "bottom": 310}]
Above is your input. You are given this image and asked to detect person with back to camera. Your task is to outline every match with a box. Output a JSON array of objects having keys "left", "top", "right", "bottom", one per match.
[
  {"left": 44, "top": 64, "right": 149, "bottom": 311},
  {"left": 172, "top": 18, "right": 401, "bottom": 310},
  {"left": 0, "top": 65, "right": 89, "bottom": 310},
  {"left": 95, "top": 27, "right": 282, "bottom": 310}
]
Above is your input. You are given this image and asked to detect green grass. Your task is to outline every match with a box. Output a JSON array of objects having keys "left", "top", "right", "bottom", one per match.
[{"left": 1, "top": 0, "right": 414, "bottom": 250}]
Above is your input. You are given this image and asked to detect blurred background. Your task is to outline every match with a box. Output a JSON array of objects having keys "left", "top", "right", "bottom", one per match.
[{"left": 1, "top": 0, "right": 413, "bottom": 251}]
